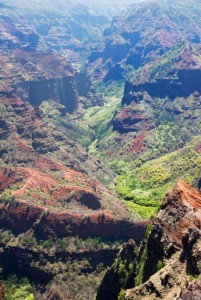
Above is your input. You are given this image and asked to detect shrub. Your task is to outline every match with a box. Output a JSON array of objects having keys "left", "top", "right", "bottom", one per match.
[
  {"left": 4, "top": 276, "right": 34, "bottom": 300},
  {"left": 118, "top": 289, "right": 125, "bottom": 300}
]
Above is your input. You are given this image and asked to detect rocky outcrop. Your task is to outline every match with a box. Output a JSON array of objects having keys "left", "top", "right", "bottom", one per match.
[
  {"left": 14, "top": 76, "right": 78, "bottom": 113},
  {"left": 0, "top": 282, "right": 5, "bottom": 300},
  {"left": 122, "top": 69, "right": 201, "bottom": 106},
  {"left": 96, "top": 239, "right": 137, "bottom": 300},
  {"left": 125, "top": 181, "right": 201, "bottom": 300},
  {"left": 0, "top": 199, "right": 147, "bottom": 240},
  {"left": 0, "top": 50, "right": 79, "bottom": 113},
  {"left": 113, "top": 105, "right": 154, "bottom": 134},
  {"left": 97, "top": 182, "right": 201, "bottom": 300},
  {"left": 0, "top": 49, "right": 105, "bottom": 113},
  {"left": 178, "top": 278, "right": 201, "bottom": 300}
]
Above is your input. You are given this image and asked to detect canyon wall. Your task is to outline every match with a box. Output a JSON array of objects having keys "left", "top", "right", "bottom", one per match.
[
  {"left": 14, "top": 76, "right": 78, "bottom": 113},
  {"left": 96, "top": 182, "right": 201, "bottom": 300},
  {"left": 122, "top": 69, "right": 201, "bottom": 106},
  {"left": 0, "top": 200, "right": 147, "bottom": 240}
]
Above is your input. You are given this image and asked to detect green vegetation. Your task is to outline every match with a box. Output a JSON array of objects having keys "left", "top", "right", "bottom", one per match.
[
  {"left": 40, "top": 100, "right": 95, "bottom": 149},
  {"left": 0, "top": 231, "right": 124, "bottom": 299},
  {"left": 114, "top": 137, "right": 201, "bottom": 218},
  {"left": 94, "top": 80, "right": 125, "bottom": 99},
  {"left": 148, "top": 41, "right": 187, "bottom": 81},
  {"left": 156, "top": 260, "right": 164, "bottom": 271},
  {"left": 39, "top": 87, "right": 201, "bottom": 220},
  {"left": 0, "top": 229, "right": 122, "bottom": 253},
  {"left": 83, "top": 96, "right": 121, "bottom": 142},
  {"left": 39, "top": 77, "right": 201, "bottom": 221},
  {"left": 0, "top": 189, "right": 15, "bottom": 203},
  {"left": 3, "top": 276, "right": 34, "bottom": 300},
  {"left": 189, "top": 274, "right": 198, "bottom": 281},
  {"left": 118, "top": 289, "right": 125, "bottom": 300},
  {"left": 54, "top": 115, "right": 94, "bottom": 148},
  {"left": 123, "top": 201, "right": 157, "bottom": 219},
  {"left": 134, "top": 245, "right": 147, "bottom": 286}
]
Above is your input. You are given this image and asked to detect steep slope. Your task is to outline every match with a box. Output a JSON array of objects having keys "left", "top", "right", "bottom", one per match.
[
  {"left": 97, "top": 181, "right": 201, "bottom": 300},
  {"left": 0, "top": 94, "right": 147, "bottom": 299},
  {"left": 0, "top": 50, "right": 78, "bottom": 113},
  {"left": 0, "top": 0, "right": 201, "bottom": 298},
  {"left": 115, "top": 136, "right": 201, "bottom": 218},
  {"left": 0, "top": 48, "right": 104, "bottom": 114},
  {"left": 112, "top": 41, "right": 201, "bottom": 162},
  {"left": 0, "top": 0, "right": 135, "bottom": 53},
  {"left": 84, "top": 41, "right": 201, "bottom": 218},
  {"left": 88, "top": 0, "right": 201, "bottom": 81},
  {"left": 0, "top": 96, "right": 145, "bottom": 233}
]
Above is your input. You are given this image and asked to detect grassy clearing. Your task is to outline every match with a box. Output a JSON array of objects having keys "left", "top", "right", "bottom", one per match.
[{"left": 123, "top": 201, "right": 157, "bottom": 219}]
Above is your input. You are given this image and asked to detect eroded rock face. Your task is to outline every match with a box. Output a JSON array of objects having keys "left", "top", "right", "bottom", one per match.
[
  {"left": 0, "top": 198, "right": 147, "bottom": 240},
  {"left": 124, "top": 182, "right": 201, "bottom": 300},
  {"left": 111, "top": 43, "right": 201, "bottom": 160},
  {"left": 14, "top": 76, "right": 78, "bottom": 113},
  {"left": 97, "top": 182, "right": 201, "bottom": 300},
  {"left": 96, "top": 239, "right": 137, "bottom": 300},
  {"left": 0, "top": 50, "right": 79, "bottom": 113},
  {"left": 0, "top": 282, "right": 5, "bottom": 300},
  {"left": 122, "top": 70, "right": 201, "bottom": 106},
  {"left": 113, "top": 105, "right": 155, "bottom": 134},
  {"left": 178, "top": 278, "right": 201, "bottom": 300},
  {"left": 87, "top": 1, "right": 201, "bottom": 81}
]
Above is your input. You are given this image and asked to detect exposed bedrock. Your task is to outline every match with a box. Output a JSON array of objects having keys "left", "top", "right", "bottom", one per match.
[
  {"left": 0, "top": 200, "right": 148, "bottom": 240},
  {"left": 122, "top": 69, "right": 201, "bottom": 105},
  {"left": 75, "top": 72, "right": 92, "bottom": 97},
  {"left": 0, "top": 282, "right": 5, "bottom": 300},
  {"left": 113, "top": 106, "right": 154, "bottom": 134},
  {"left": 14, "top": 76, "right": 78, "bottom": 113},
  {"left": 96, "top": 182, "right": 201, "bottom": 300},
  {"left": 96, "top": 239, "right": 137, "bottom": 300}
]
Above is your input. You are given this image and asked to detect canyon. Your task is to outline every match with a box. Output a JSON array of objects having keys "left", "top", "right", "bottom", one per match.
[{"left": 0, "top": 0, "right": 200, "bottom": 299}]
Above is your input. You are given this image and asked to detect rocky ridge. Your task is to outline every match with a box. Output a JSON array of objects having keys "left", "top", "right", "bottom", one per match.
[
  {"left": 0, "top": 0, "right": 135, "bottom": 53},
  {"left": 90, "top": 35, "right": 201, "bottom": 213},
  {"left": 96, "top": 181, "right": 201, "bottom": 300},
  {"left": 115, "top": 42, "right": 201, "bottom": 135},
  {"left": 88, "top": 0, "right": 201, "bottom": 81}
]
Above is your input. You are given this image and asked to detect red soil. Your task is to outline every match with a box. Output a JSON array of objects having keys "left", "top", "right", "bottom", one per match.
[
  {"left": 158, "top": 181, "right": 201, "bottom": 245},
  {"left": 0, "top": 199, "right": 148, "bottom": 239}
]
